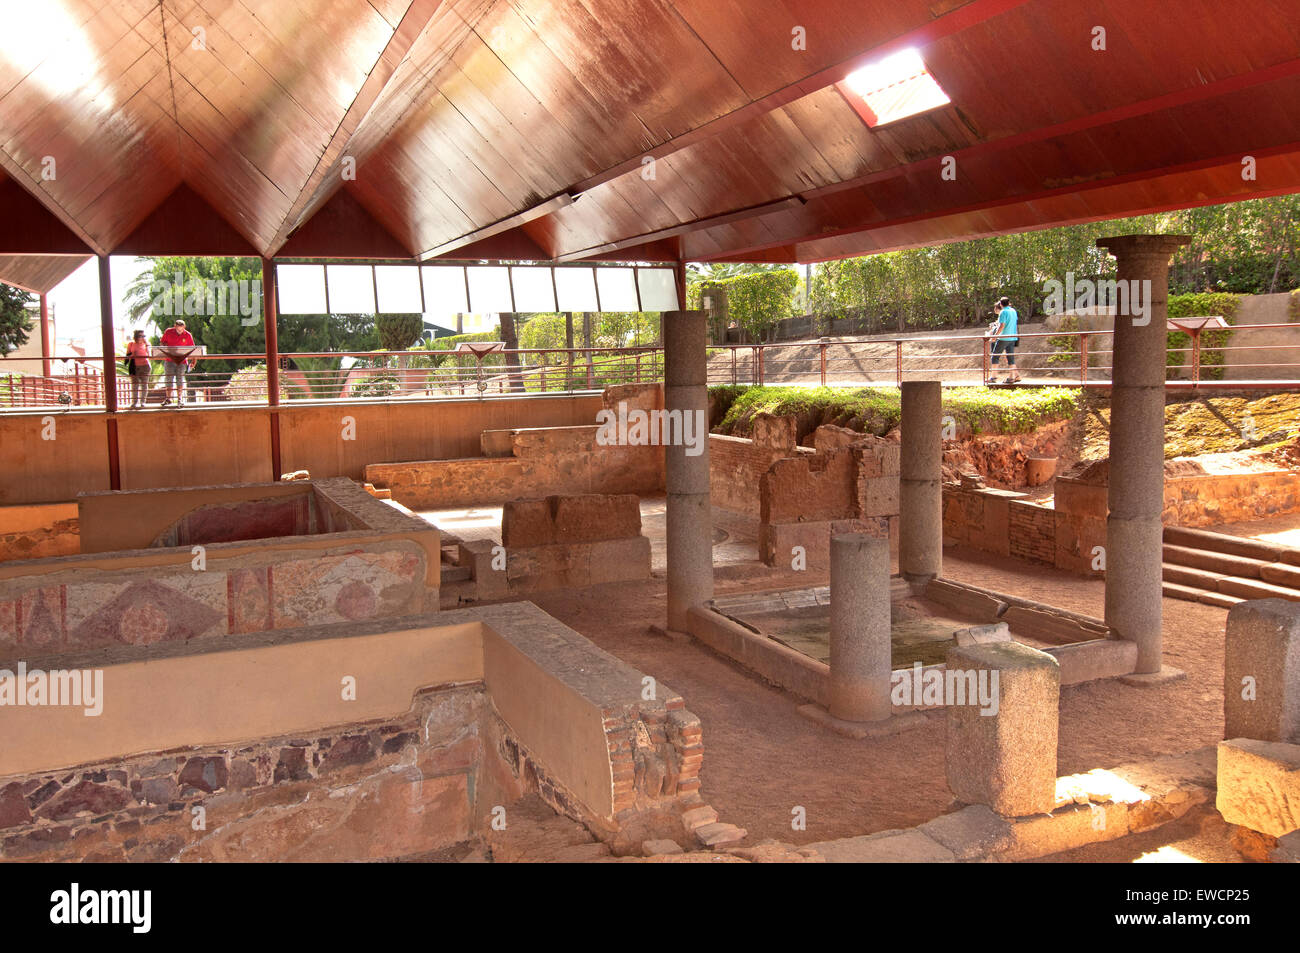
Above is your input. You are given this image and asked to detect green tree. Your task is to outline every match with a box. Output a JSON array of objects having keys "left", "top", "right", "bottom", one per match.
[
  {"left": 0, "top": 282, "right": 35, "bottom": 356},
  {"left": 122, "top": 257, "right": 379, "bottom": 392}
]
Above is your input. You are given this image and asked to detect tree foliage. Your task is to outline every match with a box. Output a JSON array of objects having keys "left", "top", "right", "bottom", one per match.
[
  {"left": 0, "top": 282, "right": 35, "bottom": 356},
  {"left": 809, "top": 194, "right": 1300, "bottom": 332}
]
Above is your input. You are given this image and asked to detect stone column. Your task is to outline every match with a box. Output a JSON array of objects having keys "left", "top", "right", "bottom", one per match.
[
  {"left": 1224, "top": 599, "right": 1300, "bottom": 743},
  {"left": 829, "top": 534, "right": 892, "bottom": 722},
  {"left": 664, "top": 310, "right": 713, "bottom": 631},
  {"left": 900, "top": 380, "right": 942, "bottom": 584},
  {"left": 1096, "top": 234, "right": 1190, "bottom": 678},
  {"left": 945, "top": 641, "right": 1059, "bottom": 816}
]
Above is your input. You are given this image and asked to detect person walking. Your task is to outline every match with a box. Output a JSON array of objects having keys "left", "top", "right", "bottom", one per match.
[
  {"left": 160, "top": 319, "right": 195, "bottom": 406},
  {"left": 989, "top": 296, "right": 1021, "bottom": 384},
  {"left": 125, "top": 329, "right": 152, "bottom": 408}
]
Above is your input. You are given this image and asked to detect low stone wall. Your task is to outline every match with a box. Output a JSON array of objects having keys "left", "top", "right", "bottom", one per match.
[
  {"left": 0, "top": 602, "right": 708, "bottom": 861},
  {"left": 367, "top": 425, "right": 663, "bottom": 510},
  {"left": 946, "top": 451, "right": 1300, "bottom": 575},
  {"left": 498, "top": 493, "right": 651, "bottom": 594},
  {"left": 0, "top": 503, "right": 78, "bottom": 563},
  {"left": 0, "top": 479, "right": 439, "bottom": 660}
]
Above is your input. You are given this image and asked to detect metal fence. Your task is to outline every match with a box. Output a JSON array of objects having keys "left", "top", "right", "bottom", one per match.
[
  {"left": 4, "top": 324, "right": 1299, "bottom": 411},
  {"left": 0, "top": 346, "right": 663, "bottom": 410}
]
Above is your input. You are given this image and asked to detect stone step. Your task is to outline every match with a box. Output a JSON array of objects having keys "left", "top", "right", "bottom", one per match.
[
  {"left": 1161, "top": 579, "right": 1244, "bottom": 609},
  {"left": 1161, "top": 562, "right": 1224, "bottom": 590},
  {"left": 1216, "top": 575, "right": 1300, "bottom": 603},
  {"left": 1163, "top": 525, "right": 1286, "bottom": 563},
  {"left": 1161, "top": 543, "right": 1269, "bottom": 580}
]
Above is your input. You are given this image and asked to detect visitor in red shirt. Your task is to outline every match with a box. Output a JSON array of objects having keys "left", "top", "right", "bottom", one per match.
[{"left": 160, "top": 319, "right": 195, "bottom": 406}]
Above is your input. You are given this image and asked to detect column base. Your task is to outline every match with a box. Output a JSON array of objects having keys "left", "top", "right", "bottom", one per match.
[
  {"left": 1117, "top": 666, "right": 1187, "bottom": 688},
  {"left": 797, "top": 704, "right": 932, "bottom": 738},
  {"left": 648, "top": 624, "right": 694, "bottom": 644}
]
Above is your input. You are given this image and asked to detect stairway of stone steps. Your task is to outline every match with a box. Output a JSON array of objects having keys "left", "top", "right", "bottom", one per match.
[{"left": 1161, "top": 525, "right": 1300, "bottom": 609}]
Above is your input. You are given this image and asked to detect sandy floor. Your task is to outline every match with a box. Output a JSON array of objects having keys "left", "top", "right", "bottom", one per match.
[{"left": 470, "top": 503, "right": 1234, "bottom": 848}]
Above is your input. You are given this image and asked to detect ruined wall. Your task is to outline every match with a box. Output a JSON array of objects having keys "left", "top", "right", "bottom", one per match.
[
  {"left": 0, "top": 603, "right": 709, "bottom": 861},
  {"left": 756, "top": 424, "right": 900, "bottom": 567},
  {"left": 79, "top": 481, "right": 315, "bottom": 554},
  {"left": 0, "top": 504, "right": 78, "bottom": 563},
  {"left": 946, "top": 451, "right": 1300, "bottom": 574},
  {"left": 0, "top": 687, "right": 484, "bottom": 862},
  {"left": 367, "top": 425, "right": 663, "bottom": 510}
]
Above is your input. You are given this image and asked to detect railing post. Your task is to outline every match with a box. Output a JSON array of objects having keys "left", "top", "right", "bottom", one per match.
[
  {"left": 1080, "top": 332, "right": 1089, "bottom": 384},
  {"left": 820, "top": 342, "right": 827, "bottom": 386},
  {"left": 731, "top": 347, "right": 737, "bottom": 385},
  {"left": 1191, "top": 329, "right": 1202, "bottom": 389},
  {"left": 757, "top": 346, "right": 765, "bottom": 385},
  {"left": 895, "top": 340, "right": 903, "bottom": 386}
]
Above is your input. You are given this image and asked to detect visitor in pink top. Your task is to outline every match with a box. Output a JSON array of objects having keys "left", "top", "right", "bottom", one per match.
[
  {"left": 159, "top": 319, "right": 195, "bottom": 406},
  {"left": 125, "top": 329, "right": 151, "bottom": 409}
]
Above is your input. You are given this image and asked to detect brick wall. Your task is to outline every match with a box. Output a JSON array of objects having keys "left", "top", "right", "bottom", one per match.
[
  {"left": 709, "top": 434, "right": 798, "bottom": 515},
  {"left": 1008, "top": 500, "right": 1056, "bottom": 565}
]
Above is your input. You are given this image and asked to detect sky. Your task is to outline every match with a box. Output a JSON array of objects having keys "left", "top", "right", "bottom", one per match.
[{"left": 45, "top": 256, "right": 153, "bottom": 357}]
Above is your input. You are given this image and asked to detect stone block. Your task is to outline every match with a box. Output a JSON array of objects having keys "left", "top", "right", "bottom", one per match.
[
  {"left": 501, "top": 499, "right": 555, "bottom": 548},
  {"left": 924, "top": 578, "right": 1007, "bottom": 622},
  {"left": 858, "top": 475, "right": 899, "bottom": 517},
  {"left": 945, "top": 642, "right": 1060, "bottom": 817},
  {"left": 1046, "top": 638, "right": 1138, "bottom": 685},
  {"left": 550, "top": 493, "right": 641, "bottom": 542},
  {"left": 459, "top": 539, "right": 508, "bottom": 598},
  {"left": 1216, "top": 738, "right": 1300, "bottom": 837},
  {"left": 751, "top": 413, "right": 797, "bottom": 451},
  {"left": 1224, "top": 599, "right": 1300, "bottom": 743},
  {"left": 812, "top": 424, "right": 862, "bottom": 452}
]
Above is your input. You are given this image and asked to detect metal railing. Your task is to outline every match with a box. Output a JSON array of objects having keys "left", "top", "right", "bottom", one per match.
[
  {"left": 704, "top": 323, "right": 1300, "bottom": 390},
  {"left": 0, "top": 345, "right": 663, "bottom": 410},
  {"left": 4, "top": 323, "right": 1299, "bottom": 411}
]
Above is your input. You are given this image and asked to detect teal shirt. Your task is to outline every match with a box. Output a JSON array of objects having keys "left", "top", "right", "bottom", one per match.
[{"left": 997, "top": 307, "right": 1019, "bottom": 343}]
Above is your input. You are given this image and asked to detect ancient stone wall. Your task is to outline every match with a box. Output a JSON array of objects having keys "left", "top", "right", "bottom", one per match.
[
  {"left": 367, "top": 425, "right": 663, "bottom": 509},
  {"left": 0, "top": 602, "right": 712, "bottom": 860},
  {"left": 945, "top": 451, "right": 1300, "bottom": 575},
  {"left": 0, "top": 686, "right": 484, "bottom": 862},
  {"left": 0, "top": 504, "right": 78, "bottom": 563}
]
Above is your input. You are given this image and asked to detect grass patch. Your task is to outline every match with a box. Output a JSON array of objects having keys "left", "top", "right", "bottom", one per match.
[
  {"left": 709, "top": 385, "right": 1081, "bottom": 442},
  {"left": 1080, "top": 391, "right": 1300, "bottom": 460}
]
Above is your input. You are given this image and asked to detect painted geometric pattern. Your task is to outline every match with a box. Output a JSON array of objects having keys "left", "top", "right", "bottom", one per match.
[
  {"left": 272, "top": 550, "right": 423, "bottom": 628},
  {"left": 64, "top": 575, "right": 226, "bottom": 646},
  {"left": 0, "top": 547, "right": 424, "bottom": 655}
]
